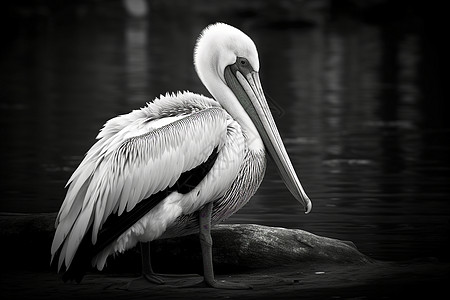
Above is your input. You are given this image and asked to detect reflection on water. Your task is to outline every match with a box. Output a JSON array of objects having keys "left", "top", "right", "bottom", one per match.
[
  {"left": 1, "top": 3, "right": 449, "bottom": 262},
  {"left": 125, "top": 17, "right": 150, "bottom": 104}
]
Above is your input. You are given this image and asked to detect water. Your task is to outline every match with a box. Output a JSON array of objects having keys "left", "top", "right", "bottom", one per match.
[{"left": 1, "top": 3, "right": 449, "bottom": 262}]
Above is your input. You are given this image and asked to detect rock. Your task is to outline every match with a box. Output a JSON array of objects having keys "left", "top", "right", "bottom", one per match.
[
  {"left": 0, "top": 212, "right": 372, "bottom": 273},
  {"left": 151, "top": 224, "right": 372, "bottom": 274}
]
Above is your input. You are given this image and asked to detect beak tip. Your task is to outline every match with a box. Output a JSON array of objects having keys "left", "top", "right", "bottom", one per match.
[{"left": 304, "top": 199, "right": 312, "bottom": 214}]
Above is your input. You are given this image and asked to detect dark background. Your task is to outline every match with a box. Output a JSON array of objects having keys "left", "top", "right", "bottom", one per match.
[{"left": 1, "top": 0, "right": 449, "bottom": 265}]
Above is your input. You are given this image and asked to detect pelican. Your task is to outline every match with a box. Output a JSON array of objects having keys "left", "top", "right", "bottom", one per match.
[{"left": 51, "top": 22, "right": 312, "bottom": 289}]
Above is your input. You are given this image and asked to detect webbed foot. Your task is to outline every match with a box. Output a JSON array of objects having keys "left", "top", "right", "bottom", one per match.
[
  {"left": 179, "top": 278, "right": 252, "bottom": 290},
  {"left": 122, "top": 273, "right": 165, "bottom": 290}
]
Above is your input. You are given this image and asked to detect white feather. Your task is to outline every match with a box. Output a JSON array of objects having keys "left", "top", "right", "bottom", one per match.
[{"left": 52, "top": 92, "right": 230, "bottom": 271}]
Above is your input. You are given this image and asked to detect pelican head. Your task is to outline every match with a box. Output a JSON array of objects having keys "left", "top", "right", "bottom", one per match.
[{"left": 194, "top": 23, "right": 312, "bottom": 214}]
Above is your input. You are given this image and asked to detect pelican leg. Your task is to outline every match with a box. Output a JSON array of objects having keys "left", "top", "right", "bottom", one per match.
[
  {"left": 140, "top": 241, "right": 166, "bottom": 284},
  {"left": 125, "top": 241, "right": 204, "bottom": 290},
  {"left": 141, "top": 242, "right": 199, "bottom": 279},
  {"left": 124, "top": 242, "right": 165, "bottom": 289},
  {"left": 198, "top": 202, "right": 252, "bottom": 290}
]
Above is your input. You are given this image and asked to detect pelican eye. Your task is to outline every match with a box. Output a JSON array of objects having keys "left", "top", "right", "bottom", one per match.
[
  {"left": 229, "top": 57, "right": 254, "bottom": 75},
  {"left": 239, "top": 58, "right": 248, "bottom": 66}
]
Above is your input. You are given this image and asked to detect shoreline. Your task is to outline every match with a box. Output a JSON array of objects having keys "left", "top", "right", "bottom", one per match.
[
  {"left": 2, "top": 259, "right": 448, "bottom": 299},
  {"left": 0, "top": 213, "right": 448, "bottom": 299}
]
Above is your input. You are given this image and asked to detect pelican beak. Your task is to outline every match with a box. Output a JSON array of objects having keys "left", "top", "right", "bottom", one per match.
[{"left": 224, "top": 58, "right": 312, "bottom": 214}]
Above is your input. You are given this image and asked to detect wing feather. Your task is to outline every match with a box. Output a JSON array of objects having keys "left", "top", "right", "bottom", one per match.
[
  {"left": 64, "top": 201, "right": 94, "bottom": 267},
  {"left": 50, "top": 178, "right": 89, "bottom": 257},
  {"left": 52, "top": 93, "right": 229, "bottom": 271}
]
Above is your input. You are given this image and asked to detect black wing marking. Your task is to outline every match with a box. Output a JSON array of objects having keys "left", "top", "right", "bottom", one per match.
[{"left": 57, "top": 147, "right": 219, "bottom": 282}]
